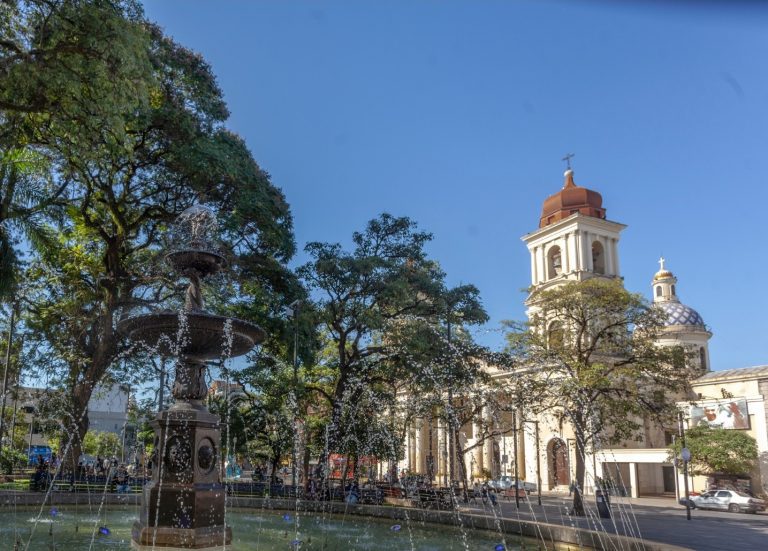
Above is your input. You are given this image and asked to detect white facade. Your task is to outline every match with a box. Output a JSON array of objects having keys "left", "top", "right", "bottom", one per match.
[
  {"left": 392, "top": 167, "right": 764, "bottom": 499},
  {"left": 87, "top": 384, "right": 129, "bottom": 435}
]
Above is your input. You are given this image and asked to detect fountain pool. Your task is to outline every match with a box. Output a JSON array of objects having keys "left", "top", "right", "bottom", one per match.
[{"left": 1, "top": 506, "right": 532, "bottom": 550}]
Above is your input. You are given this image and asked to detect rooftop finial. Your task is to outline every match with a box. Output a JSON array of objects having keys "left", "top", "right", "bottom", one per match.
[
  {"left": 562, "top": 153, "right": 576, "bottom": 188},
  {"left": 658, "top": 256, "right": 666, "bottom": 271}
]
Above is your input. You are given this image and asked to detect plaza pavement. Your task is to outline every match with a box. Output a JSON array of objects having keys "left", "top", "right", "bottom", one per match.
[{"left": 457, "top": 492, "right": 768, "bottom": 551}]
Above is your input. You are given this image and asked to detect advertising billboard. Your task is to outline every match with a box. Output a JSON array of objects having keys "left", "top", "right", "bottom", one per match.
[{"left": 689, "top": 398, "right": 749, "bottom": 430}]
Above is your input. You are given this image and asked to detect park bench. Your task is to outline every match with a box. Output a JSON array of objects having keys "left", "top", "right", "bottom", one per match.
[
  {"left": 416, "top": 489, "right": 454, "bottom": 510},
  {"left": 358, "top": 488, "right": 383, "bottom": 505},
  {"left": 377, "top": 485, "right": 406, "bottom": 499},
  {"left": 502, "top": 487, "right": 526, "bottom": 500}
]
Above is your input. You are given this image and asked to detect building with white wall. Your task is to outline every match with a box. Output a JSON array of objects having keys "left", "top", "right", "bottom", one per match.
[{"left": 393, "top": 166, "right": 768, "bottom": 499}]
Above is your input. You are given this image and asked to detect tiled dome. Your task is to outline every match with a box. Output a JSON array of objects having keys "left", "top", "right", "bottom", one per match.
[{"left": 658, "top": 301, "right": 705, "bottom": 327}]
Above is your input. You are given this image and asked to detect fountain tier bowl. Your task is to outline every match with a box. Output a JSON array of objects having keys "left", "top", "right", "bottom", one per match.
[{"left": 118, "top": 311, "right": 265, "bottom": 359}]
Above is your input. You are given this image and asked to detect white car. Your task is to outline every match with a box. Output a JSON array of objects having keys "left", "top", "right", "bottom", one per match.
[
  {"left": 682, "top": 490, "right": 766, "bottom": 513},
  {"left": 488, "top": 476, "right": 537, "bottom": 494}
]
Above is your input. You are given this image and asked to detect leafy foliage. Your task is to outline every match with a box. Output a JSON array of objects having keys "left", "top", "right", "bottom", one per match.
[
  {"left": 298, "top": 213, "right": 492, "bottom": 483},
  {"left": 1, "top": 2, "right": 296, "bottom": 468},
  {"left": 82, "top": 430, "right": 121, "bottom": 459},
  {"left": 669, "top": 425, "right": 758, "bottom": 476},
  {"left": 506, "top": 278, "right": 695, "bottom": 514}
]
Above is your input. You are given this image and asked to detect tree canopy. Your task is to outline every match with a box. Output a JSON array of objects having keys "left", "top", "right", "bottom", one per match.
[
  {"left": 506, "top": 278, "right": 694, "bottom": 514},
  {"left": 669, "top": 425, "right": 758, "bottom": 476},
  {"left": 1, "top": 1, "right": 297, "bottom": 467},
  {"left": 297, "top": 213, "right": 491, "bottom": 477}
]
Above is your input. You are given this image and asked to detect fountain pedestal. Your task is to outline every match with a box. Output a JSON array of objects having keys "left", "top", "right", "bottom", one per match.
[
  {"left": 120, "top": 205, "right": 266, "bottom": 550},
  {"left": 132, "top": 409, "right": 231, "bottom": 548},
  {"left": 131, "top": 359, "right": 232, "bottom": 549}
]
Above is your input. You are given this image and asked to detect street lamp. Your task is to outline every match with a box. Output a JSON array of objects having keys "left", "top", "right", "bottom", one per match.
[
  {"left": 678, "top": 410, "right": 692, "bottom": 521},
  {"left": 287, "top": 299, "right": 302, "bottom": 490}
]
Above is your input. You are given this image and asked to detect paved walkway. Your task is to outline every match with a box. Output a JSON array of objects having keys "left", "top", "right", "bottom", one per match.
[{"left": 458, "top": 492, "right": 768, "bottom": 551}]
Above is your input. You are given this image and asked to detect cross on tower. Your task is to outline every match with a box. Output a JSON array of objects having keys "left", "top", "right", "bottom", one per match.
[
  {"left": 562, "top": 153, "right": 575, "bottom": 170},
  {"left": 658, "top": 256, "right": 666, "bottom": 271}
]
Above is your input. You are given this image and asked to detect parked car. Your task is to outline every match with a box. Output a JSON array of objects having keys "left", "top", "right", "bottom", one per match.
[
  {"left": 488, "top": 476, "right": 537, "bottom": 494},
  {"left": 679, "top": 490, "right": 766, "bottom": 513}
]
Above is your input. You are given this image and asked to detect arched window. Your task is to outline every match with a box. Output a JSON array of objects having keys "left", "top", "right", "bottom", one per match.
[
  {"left": 699, "top": 347, "right": 707, "bottom": 371},
  {"left": 592, "top": 241, "right": 605, "bottom": 274},
  {"left": 548, "top": 321, "right": 564, "bottom": 349},
  {"left": 655, "top": 286, "right": 662, "bottom": 297},
  {"left": 671, "top": 285, "right": 676, "bottom": 296},
  {"left": 547, "top": 246, "right": 563, "bottom": 279}
]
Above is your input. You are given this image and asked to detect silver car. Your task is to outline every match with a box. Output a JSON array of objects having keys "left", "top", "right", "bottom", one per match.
[
  {"left": 488, "top": 476, "right": 537, "bottom": 494},
  {"left": 683, "top": 490, "right": 766, "bottom": 513}
]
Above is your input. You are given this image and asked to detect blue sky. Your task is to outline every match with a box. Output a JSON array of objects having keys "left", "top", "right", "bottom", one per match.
[{"left": 143, "top": 0, "right": 768, "bottom": 371}]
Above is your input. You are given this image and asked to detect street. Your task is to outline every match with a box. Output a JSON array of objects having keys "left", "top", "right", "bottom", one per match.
[{"left": 458, "top": 493, "right": 768, "bottom": 551}]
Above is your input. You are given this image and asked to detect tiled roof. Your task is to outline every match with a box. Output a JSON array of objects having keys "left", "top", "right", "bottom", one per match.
[{"left": 695, "top": 365, "right": 768, "bottom": 382}]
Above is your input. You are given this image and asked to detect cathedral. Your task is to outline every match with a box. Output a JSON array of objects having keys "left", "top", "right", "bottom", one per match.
[{"left": 394, "top": 168, "right": 767, "bottom": 498}]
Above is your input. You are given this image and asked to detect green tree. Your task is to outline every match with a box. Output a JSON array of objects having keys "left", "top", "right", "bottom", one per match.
[
  {"left": 11, "top": 4, "right": 295, "bottom": 470},
  {"left": 298, "top": 214, "right": 489, "bottom": 480},
  {"left": 82, "top": 430, "right": 121, "bottom": 459},
  {"left": 669, "top": 425, "right": 758, "bottom": 476},
  {"left": 505, "top": 278, "right": 693, "bottom": 515},
  {"left": 0, "top": 0, "right": 155, "bottom": 297},
  {"left": 228, "top": 356, "right": 298, "bottom": 484}
]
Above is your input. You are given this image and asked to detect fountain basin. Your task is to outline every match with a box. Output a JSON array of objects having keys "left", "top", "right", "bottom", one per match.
[
  {"left": 118, "top": 311, "right": 265, "bottom": 359},
  {"left": 0, "top": 506, "right": 518, "bottom": 550}
]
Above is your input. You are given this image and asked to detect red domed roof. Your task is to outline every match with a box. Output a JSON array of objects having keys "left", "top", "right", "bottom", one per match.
[{"left": 539, "top": 170, "right": 605, "bottom": 228}]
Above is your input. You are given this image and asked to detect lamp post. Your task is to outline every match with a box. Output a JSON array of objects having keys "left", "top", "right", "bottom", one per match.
[
  {"left": 288, "top": 300, "right": 301, "bottom": 490},
  {"left": 512, "top": 410, "right": 519, "bottom": 508},
  {"left": 678, "top": 410, "right": 692, "bottom": 521},
  {"left": 534, "top": 421, "right": 542, "bottom": 506}
]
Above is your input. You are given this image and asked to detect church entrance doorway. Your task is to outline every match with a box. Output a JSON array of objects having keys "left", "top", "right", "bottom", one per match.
[{"left": 547, "top": 438, "right": 570, "bottom": 488}]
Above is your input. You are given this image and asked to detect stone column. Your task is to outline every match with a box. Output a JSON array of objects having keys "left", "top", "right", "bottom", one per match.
[
  {"left": 530, "top": 247, "right": 538, "bottom": 285},
  {"left": 563, "top": 234, "right": 570, "bottom": 273},
  {"left": 629, "top": 462, "right": 639, "bottom": 498},
  {"left": 603, "top": 235, "right": 614, "bottom": 276},
  {"left": 469, "top": 418, "right": 483, "bottom": 480},
  {"left": 612, "top": 238, "right": 620, "bottom": 276},
  {"left": 581, "top": 231, "right": 591, "bottom": 271},
  {"left": 415, "top": 422, "right": 425, "bottom": 473},
  {"left": 571, "top": 230, "right": 584, "bottom": 271},
  {"left": 537, "top": 246, "right": 546, "bottom": 283},
  {"left": 436, "top": 419, "right": 446, "bottom": 484},
  {"left": 517, "top": 417, "right": 526, "bottom": 481}
]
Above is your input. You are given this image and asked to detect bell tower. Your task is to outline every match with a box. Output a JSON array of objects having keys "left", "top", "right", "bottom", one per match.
[{"left": 522, "top": 168, "right": 626, "bottom": 299}]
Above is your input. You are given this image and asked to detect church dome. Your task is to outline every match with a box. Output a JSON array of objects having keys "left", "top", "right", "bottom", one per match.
[
  {"left": 657, "top": 301, "right": 706, "bottom": 328},
  {"left": 539, "top": 170, "right": 606, "bottom": 228}
]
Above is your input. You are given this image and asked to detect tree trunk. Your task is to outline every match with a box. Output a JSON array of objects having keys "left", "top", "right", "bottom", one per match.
[
  {"left": 318, "top": 374, "right": 348, "bottom": 487},
  {"left": 454, "top": 428, "right": 470, "bottom": 502},
  {"left": 572, "top": 425, "right": 587, "bottom": 516},
  {"left": 61, "top": 387, "right": 91, "bottom": 474},
  {"left": 270, "top": 452, "right": 280, "bottom": 484}
]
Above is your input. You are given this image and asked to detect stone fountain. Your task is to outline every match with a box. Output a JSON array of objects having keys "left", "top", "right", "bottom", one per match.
[{"left": 119, "top": 205, "right": 265, "bottom": 549}]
